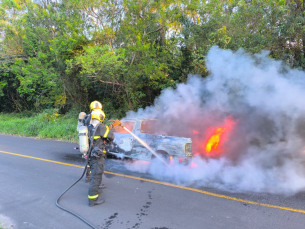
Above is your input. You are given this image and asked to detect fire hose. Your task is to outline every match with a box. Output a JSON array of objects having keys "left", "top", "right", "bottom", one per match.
[{"left": 55, "top": 120, "right": 124, "bottom": 228}]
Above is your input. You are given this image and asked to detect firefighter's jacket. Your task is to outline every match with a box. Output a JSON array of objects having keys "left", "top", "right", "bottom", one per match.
[
  {"left": 91, "top": 123, "right": 114, "bottom": 141},
  {"left": 88, "top": 120, "right": 114, "bottom": 158}
]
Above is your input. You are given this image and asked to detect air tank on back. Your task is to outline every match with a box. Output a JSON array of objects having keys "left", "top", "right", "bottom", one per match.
[{"left": 77, "top": 112, "right": 89, "bottom": 155}]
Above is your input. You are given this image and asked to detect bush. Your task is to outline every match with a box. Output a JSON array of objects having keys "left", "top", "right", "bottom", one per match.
[{"left": 0, "top": 111, "right": 78, "bottom": 142}]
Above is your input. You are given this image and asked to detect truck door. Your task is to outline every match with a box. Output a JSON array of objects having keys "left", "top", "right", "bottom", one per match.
[
  {"left": 132, "top": 119, "right": 163, "bottom": 160},
  {"left": 112, "top": 121, "right": 135, "bottom": 155}
]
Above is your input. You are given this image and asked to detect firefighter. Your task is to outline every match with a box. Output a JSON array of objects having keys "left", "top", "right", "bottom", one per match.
[
  {"left": 87, "top": 104, "right": 114, "bottom": 206},
  {"left": 84, "top": 100, "right": 104, "bottom": 126},
  {"left": 84, "top": 101, "right": 106, "bottom": 183}
]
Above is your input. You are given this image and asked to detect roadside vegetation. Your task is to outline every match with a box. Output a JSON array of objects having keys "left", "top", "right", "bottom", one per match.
[
  {"left": 0, "top": 109, "right": 78, "bottom": 142},
  {"left": 1, "top": 0, "right": 305, "bottom": 138}
]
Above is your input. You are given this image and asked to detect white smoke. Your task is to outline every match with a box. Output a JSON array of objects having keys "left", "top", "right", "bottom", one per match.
[
  {"left": 0, "top": 213, "right": 15, "bottom": 229},
  {"left": 124, "top": 46, "right": 305, "bottom": 195}
]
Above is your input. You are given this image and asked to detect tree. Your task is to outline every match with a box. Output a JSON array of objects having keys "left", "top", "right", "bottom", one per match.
[{"left": 1, "top": 0, "right": 305, "bottom": 116}]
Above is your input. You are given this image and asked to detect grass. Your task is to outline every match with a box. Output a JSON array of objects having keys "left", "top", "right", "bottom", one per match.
[{"left": 0, "top": 111, "right": 79, "bottom": 142}]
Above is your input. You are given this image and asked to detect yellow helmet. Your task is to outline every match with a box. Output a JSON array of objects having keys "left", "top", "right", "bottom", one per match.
[
  {"left": 90, "top": 101, "right": 102, "bottom": 111},
  {"left": 91, "top": 110, "right": 106, "bottom": 122}
]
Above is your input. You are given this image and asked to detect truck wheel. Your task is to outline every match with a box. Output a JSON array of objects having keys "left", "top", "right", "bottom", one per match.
[{"left": 152, "top": 150, "right": 170, "bottom": 164}]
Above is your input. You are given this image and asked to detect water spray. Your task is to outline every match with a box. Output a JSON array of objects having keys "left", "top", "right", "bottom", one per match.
[
  {"left": 110, "top": 120, "right": 168, "bottom": 165},
  {"left": 122, "top": 126, "right": 168, "bottom": 165}
]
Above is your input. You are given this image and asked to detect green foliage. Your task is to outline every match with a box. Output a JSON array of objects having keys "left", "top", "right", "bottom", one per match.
[
  {"left": 0, "top": 0, "right": 90, "bottom": 112},
  {"left": 1, "top": 0, "right": 305, "bottom": 118},
  {"left": 0, "top": 112, "right": 78, "bottom": 142},
  {"left": 37, "top": 108, "right": 60, "bottom": 123}
]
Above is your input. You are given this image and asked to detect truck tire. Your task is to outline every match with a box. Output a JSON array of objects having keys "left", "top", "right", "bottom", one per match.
[{"left": 152, "top": 150, "right": 170, "bottom": 164}]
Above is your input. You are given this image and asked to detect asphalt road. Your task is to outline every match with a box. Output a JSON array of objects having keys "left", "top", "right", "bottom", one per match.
[{"left": 1, "top": 134, "right": 305, "bottom": 229}]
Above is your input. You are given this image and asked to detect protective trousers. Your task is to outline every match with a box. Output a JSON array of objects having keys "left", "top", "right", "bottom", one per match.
[
  {"left": 88, "top": 156, "right": 105, "bottom": 200},
  {"left": 85, "top": 164, "right": 90, "bottom": 183}
]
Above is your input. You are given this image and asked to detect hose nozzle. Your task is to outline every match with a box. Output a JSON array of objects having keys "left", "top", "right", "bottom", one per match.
[{"left": 109, "top": 119, "right": 123, "bottom": 129}]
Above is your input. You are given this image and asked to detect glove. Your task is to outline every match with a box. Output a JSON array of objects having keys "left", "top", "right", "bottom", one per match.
[{"left": 91, "top": 147, "right": 104, "bottom": 158}]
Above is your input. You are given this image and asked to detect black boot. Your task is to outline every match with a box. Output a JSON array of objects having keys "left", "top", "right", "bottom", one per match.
[
  {"left": 98, "top": 184, "right": 106, "bottom": 194},
  {"left": 89, "top": 198, "right": 105, "bottom": 207}
]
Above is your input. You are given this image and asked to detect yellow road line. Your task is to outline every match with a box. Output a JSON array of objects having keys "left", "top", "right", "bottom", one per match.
[
  {"left": 0, "top": 150, "right": 84, "bottom": 168},
  {"left": 107, "top": 171, "right": 305, "bottom": 214},
  {"left": 1, "top": 150, "right": 305, "bottom": 214}
]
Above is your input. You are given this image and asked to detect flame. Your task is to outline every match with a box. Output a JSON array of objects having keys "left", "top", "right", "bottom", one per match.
[
  {"left": 205, "top": 127, "right": 225, "bottom": 153},
  {"left": 201, "top": 117, "right": 235, "bottom": 157},
  {"left": 190, "top": 162, "right": 198, "bottom": 168},
  {"left": 169, "top": 155, "right": 174, "bottom": 165},
  {"left": 193, "top": 130, "right": 199, "bottom": 134}
]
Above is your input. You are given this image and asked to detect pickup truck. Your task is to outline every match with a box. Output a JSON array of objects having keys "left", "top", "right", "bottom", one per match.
[{"left": 107, "top": 118, "right": 193, "bottom": 163}]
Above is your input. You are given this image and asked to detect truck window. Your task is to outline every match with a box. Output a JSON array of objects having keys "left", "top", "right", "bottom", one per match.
[
  {"left": 112, "top": 121, "right": 135, "bottom": 133},
  {"left": 141, "top": 119, "right": 165, "bottom": 135}
]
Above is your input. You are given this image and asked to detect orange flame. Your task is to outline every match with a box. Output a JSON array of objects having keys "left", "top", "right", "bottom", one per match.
[
  {"left": 203, "top": 117, "right": 235, "bottom": 157},
  {"left": 190, "top": 116, "right": 235, "bottom": 158},
  {"left": 205, "top": 127, "right": 225, "bottom": 153}
]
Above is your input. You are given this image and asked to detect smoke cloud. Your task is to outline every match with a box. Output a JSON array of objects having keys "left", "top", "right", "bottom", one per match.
[
  {"left": 0, "top": 213, "right": 15, "bottom": 228},
  {"left": 124, "top": 46, "right": 305, "bottom": 195}
]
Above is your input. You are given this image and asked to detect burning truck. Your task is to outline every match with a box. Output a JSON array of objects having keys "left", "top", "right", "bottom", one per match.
[
  {"left": 108, "top": 118, "right": 193, "bottom": 163},
  {"left": 107, "top": 117, "right": 236, "bottom": 163}
]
